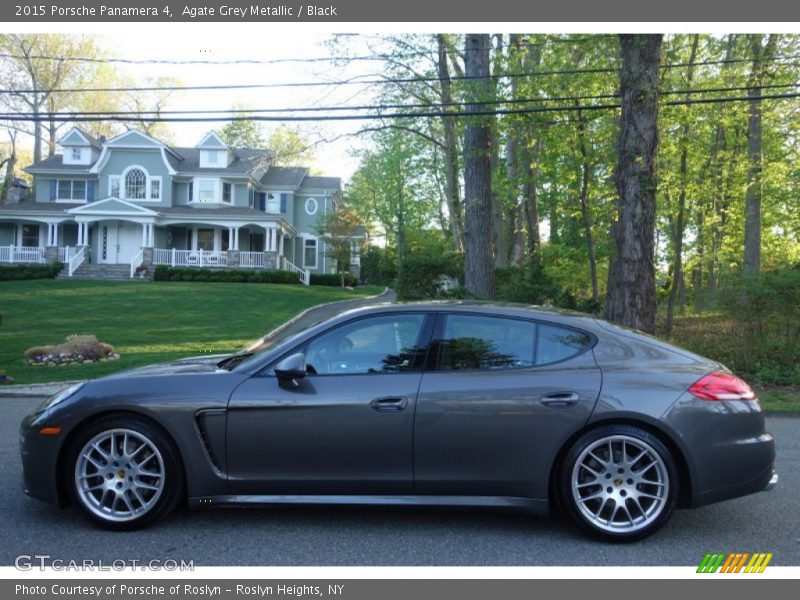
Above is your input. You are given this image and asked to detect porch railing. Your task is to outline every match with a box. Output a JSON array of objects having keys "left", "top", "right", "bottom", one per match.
[
  {"left": 239, "top": 251, "right": 265, "bottom": 268},
  {"left": 58, "top": 246, "right": 70, "bottom": 263},
  {"left": 130, "top": 248, "right": 144, "bottom": 279},
  {"left": 153, "top": 248, "right": 227, "bottom": 268},
  {"left": 0, "top": 245, "right": 46, "bottom": 264},
  {"left": 67, "top": 247, "right": 86, "bottom": 277},
  {"left": 282, "top": 257, "right": 311, "bottom": 286}
]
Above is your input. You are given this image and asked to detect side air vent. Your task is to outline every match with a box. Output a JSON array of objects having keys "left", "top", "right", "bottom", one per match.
[{"left": 195, "top": 409, "right": 227, "bottom": 473}]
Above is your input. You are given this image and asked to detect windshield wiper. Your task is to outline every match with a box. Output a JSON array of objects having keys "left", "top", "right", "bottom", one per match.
[{"left": 217, "top": 352, "right": 254, "bottom": 370}]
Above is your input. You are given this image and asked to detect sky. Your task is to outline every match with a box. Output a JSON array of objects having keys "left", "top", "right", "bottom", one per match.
[{"left": 75, "top": 31, "right": 389, "bottom": 182}]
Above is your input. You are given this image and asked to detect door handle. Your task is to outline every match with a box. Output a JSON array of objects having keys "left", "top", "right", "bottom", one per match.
[
  {"left": 369, "top": 396, "right": 408, "bottom": 412},
  {"left": 540, "top": 392, "right": 580, "bottom": 408}
]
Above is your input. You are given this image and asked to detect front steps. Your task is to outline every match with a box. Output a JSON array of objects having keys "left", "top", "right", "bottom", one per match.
[{"left": 57, "top": 263, "right": 154, "bottom": 280}]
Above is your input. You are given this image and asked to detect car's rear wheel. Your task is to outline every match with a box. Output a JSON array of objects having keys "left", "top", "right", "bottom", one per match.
[
  {"left": 559, "top": 424, "right": 678, "bottom": 542},
  {"left": 66, "top": 415, "right": 183, "bottom": 530}
]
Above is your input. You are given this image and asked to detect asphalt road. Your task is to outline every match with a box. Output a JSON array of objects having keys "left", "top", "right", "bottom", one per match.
[{"left": 1, "top": 395, "right": 798, "bottom": 566}]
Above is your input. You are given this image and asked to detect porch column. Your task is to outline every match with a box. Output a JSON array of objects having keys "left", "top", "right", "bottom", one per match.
[
  {"left": 233, "top": 227, "right": 240, "bottom": 251},
  {"left": 52, "top": 223, "right": 59, "bottom": 247},
  {"left": 141, "top": 223, "right": 148, "bottom": 247},
  {"left": 278, "top": 230, "right": 285, "bottom": 255},
  {"left": 148, "top": 223, "right": 154, "bottom": 247}
]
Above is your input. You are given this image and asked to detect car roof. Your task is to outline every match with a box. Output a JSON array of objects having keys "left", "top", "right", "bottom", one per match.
[{"left": 330, "top": 300, "right": 601, "bottom": 329}]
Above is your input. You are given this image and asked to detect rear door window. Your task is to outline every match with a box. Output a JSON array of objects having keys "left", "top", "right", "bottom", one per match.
[{"left": 435, "top": 314, "right": 591, "bottom": 371}]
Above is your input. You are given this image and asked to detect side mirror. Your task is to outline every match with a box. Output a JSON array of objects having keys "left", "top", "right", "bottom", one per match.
[{"left": 274, "top": 352, "right": 307, "bottom": 388}]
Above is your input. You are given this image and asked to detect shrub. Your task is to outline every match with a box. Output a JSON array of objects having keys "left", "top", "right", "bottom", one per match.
[
  {"left": 0, "top": 262, "right": 62, "bottom": 281},
  {"left": 310, "top": 273, "right": 357, "bottom": 287},
  {"left": 153, "top": 267, "right": 303, "bottom": 285},
  {"left": 396, "top": 242, "right": 464, "bottom": 300},
  {"left": 360, "top": 246, "right": 397, "bottom": 286}
]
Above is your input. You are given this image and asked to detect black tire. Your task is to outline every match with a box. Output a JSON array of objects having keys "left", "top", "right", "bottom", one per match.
[
  {"left": 558, "top": 424, "right": 679, "bottom": 542},
  {"left": 65, "top": 414, "right": 184, "bottom": 530}
]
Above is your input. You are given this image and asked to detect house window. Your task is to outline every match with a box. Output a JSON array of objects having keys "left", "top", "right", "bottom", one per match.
[
  {"left": 188, "top": 181, "right": 194, "bottom": 202},
  {"left": 305, "top": 197, "right": 318, "bottom": 215},
  {"left": 248, "top": 187, "right": 255, "bottom": 208},
  {"left": 197, "top": 229, "right": 214, "bottom": 251},
  {"left": 303, "top": 238, "right": 318, "bottom": 269},
  {"left": 197, "top": 179, "right": 216, "bottom": 203},
  {"left": 150, "top": 178, "right": 161, "bottom": 200},
  {"left": 266, "top": 193, "right": 281, "bottom": 213},
  {"left": 125, "top": 168, "right": 147, "bottom": 199},
  {"left": 109, "top": 176, "right": 120, "bottom": 197},
  {"left": 56, "top": 179, "right": 88, "bottom": 201},
  {"left": 21, "top": 224, "right": 40, "bottom": 247},
  {"left": 208, "top": 151, "right": 220, "bottom": 164},
  {"left": 71, "top": 147, "right": 82, "bottom": 161},
  {"left": 222, "top": 182, "right": 232, "bottom": 204}
]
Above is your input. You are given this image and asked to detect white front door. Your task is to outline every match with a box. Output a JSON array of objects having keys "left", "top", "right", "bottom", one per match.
[{"left": 99, "top": 222, "right": 141, "bottom": 264}]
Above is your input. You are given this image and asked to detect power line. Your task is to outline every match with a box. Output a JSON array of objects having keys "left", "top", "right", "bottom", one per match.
[
  {"left": 3, "top": 55, "right": 800, "bottom": 96},
  {"left": 3, "top": 82, "right": 796, "bottom": 119},
  {"left": 0, "top": 35, "right": 616, "bottom": 67},
  {"left": 2, "top": 92, "right": 798, "bottom": 123}
]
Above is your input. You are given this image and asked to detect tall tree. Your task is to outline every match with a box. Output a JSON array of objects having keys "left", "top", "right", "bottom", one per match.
[
  {"left": 463, "top": 34, "right": 495, "bottom": 298},
  {"left": 743, "top": 34, "right": 778, "bottom": 275},
  {"left": 220, "top": 107, "right": 267, "bottom": 148},
  {"left": 436, "top": 34, "right": 464, "bottom": 251},
  {"left": 666, "top": 34, "right": 700, "bottom": 331},
  {"left": 605, "top": 34, "right": 663, "bottom": 334}
]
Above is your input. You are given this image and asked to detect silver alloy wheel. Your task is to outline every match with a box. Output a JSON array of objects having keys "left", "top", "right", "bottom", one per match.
[
  {"left": 74, "top": 428, "right": 165, "bottom": 522},
  {"left": 571, "top": 434, "right": 669, "bottom": 534}
]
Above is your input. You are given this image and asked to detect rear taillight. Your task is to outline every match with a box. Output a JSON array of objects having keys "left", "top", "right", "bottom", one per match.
[{"left": 689, "top": 371, "right": 757, "bottom": 401}]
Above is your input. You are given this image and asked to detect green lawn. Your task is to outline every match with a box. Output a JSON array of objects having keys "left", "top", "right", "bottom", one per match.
[{"left": 0, "top": 280, "right": 383, "bottom": 385}]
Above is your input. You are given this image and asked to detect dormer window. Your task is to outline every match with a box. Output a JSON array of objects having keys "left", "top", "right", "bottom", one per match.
[
  {"left": 71, "top": 147, "right": 82, "bottom": 161},
  {"left": 199, "top": 149, "right": 227, "bottom": 168}
]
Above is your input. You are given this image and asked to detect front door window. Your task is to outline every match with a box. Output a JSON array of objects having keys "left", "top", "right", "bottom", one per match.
[{"left": 197, "top": 229, "right": 214, "bottom": 251}]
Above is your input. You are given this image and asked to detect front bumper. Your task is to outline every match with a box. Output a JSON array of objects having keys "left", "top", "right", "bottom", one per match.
[
  {"left": 764, "top": 470, "right": 779, "bottom": 492},
  {"left": 19, "top": 410, "right": 64, "bottom": 506}
]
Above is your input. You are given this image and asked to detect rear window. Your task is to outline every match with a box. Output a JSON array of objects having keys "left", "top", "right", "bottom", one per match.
[{"left": 436, "top": 315, "right": 592, "bottom": 371}]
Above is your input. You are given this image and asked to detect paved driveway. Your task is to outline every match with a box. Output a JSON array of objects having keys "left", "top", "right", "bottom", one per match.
[{"left": 1, "top": 394, "right": 797, "bottom": 566}]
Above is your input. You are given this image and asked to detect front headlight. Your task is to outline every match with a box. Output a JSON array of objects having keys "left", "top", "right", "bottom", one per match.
[{"left": 39, "top": 382, "right": 86, "bottom": 412}]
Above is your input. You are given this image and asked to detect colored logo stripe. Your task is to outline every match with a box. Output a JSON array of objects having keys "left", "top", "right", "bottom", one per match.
[{"left": 697, "top": 552, "right": 773, "bottom": 573}]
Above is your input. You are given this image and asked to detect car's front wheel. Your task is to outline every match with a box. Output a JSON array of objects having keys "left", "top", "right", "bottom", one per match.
[
  {"left": 559, "top": 424, "right": 678, "bottom": 542},
  {"left": 66, "top": 415, "right": 183, "bottom": 530}
]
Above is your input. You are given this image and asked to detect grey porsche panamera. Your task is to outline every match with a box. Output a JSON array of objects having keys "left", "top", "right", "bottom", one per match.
[{"left": 20, "top": 302, "right": 777, "bottom": 542}]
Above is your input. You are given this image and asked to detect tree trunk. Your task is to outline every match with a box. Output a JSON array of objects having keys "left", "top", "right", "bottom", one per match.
[
  {"left": 437, "top": 34, "right": 464, "bottom": 252},
  {"left": 666, "top": 34, "right": 699, "bottom": 332},
  {"left": 605, "top": 34, "right": 662, "bottom": 334},
  {"left": 744, "top": 34, "right": 777, "bottom": 275},
  {"left": 490, "top": 35, "right": 506, "bottom": 268},
  {"left": 575, "top": 102, "right": 599, "bottom": 303},
  {"left": 463, "top": 34, "right": 495, "bottom": 298}
]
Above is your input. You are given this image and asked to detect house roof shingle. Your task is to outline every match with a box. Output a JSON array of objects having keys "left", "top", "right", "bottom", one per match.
[
  {"left": 300, "top": 176, "right": 342, "bottom": 191},
  {"left": 259, "top": 166, "right": 309, "bottom": 188}
]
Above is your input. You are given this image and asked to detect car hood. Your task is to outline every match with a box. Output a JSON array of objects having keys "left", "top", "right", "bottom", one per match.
[{"left": 103, "top": 354, "right": 232, "bottom": 378}]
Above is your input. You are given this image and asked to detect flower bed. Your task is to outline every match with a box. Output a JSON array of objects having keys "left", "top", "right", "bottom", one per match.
[{"left": 25, "top": 335, "right": 119, "bottom": 368}]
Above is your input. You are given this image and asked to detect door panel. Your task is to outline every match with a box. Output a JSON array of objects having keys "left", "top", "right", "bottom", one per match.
[
  {"left": 226, "top": 312, "right": 433, "bottom": 495},
  {"left": 226, "top": 373, "right": 422, "bottom": 494},
  {"left": 413, "top": 314, "right": 601, "bottom": 499},
  {"left": 99, "top": 224, "right": 117, "bottom": 264}
]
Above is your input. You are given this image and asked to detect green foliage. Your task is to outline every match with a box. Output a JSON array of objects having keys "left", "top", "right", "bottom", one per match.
[
  {"left": 310, "top": 273, "right": 358, "bottom": 287},
  {"left": 359, "top": 246, "right": 397, "bottom": 286},
  {"left": 714, "top": 266, "right": 800, "bottom": 382},
  {"left": 155, "top": 267, "right": 302, "bottom": 285},
  {"left": 396, "top": 240, "right": 463, "bottom": 300},
  {"left": 0, "top": 262, "right": 61, "bottom": 280}
]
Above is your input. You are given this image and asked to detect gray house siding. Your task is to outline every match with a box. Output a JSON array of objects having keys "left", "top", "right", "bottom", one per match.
[{"left": 98, "top": 149, "right": 173, "bottom": 206}]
